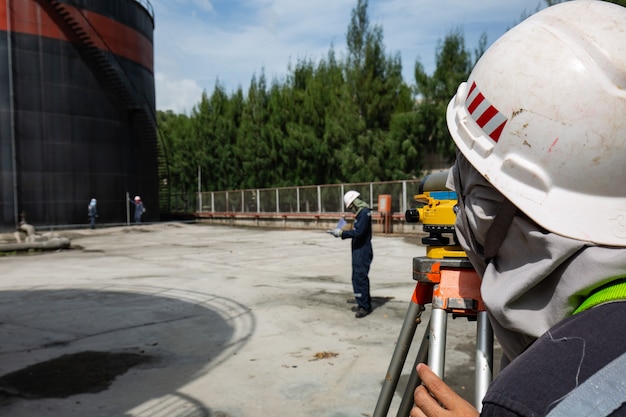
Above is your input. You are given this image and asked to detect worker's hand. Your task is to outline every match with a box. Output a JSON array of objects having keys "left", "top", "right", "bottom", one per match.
[
  {"left": 410, "top": 364, "right": 479, "bottom": 417},
  {"left": 331, "top": 228, "right": 342, "bottom": 238}
]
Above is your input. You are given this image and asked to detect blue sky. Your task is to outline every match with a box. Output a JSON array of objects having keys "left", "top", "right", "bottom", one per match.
[{"left": 150, "top": 0, "right": 546, "bottom": 114}]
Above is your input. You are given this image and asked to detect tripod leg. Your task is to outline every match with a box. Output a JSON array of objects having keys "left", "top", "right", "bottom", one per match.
[
  {"left": 396, "top": 319, "right": 430, "bottom": 417},
  {"left": 373, "top": 302, "right": 425, "bottom": 417},
  {"left": 428, "top": 308, "right": 448, "bottom": 378},
  {"left": 474, "top": 311, "right": 494, "bottom": 411}
]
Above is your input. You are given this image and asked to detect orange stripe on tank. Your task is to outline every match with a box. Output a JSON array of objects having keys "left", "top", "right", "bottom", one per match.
[{"left": 0, "top": 0, "right": 153, "bottom": 72}]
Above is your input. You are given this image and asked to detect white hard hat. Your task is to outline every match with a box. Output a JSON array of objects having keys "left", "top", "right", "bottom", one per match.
[
  {"left": 344, "top": 190, "right": 360, "bottom": 208},
  {"left": 134, "top": 196, "right": 141, "bottom": 201},
  {"left": 447, "top": 0, "right": 626, "bottom": 246}
]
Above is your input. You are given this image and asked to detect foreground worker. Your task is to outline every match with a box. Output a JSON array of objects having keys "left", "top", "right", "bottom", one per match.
[
  {"left": 412, "top": 1, "right": 626, "bottom": 416},
  {"left": 331, "top": 191, "right": 373, "bottom": 318}
]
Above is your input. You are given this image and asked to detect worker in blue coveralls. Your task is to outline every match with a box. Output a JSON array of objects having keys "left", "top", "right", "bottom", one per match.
[
  {"left": 130, "top": 195, "right": 145, "bottom": 224},
  {"left": 331, "top": 190, "right": 373, "bottom": 318},
  {"left": 87, "top": 198, "right": 97, "bottom": 229}
]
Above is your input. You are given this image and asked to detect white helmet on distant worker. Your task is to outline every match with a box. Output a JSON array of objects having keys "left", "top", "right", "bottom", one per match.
[
  {"left": 446, "top": 0, "right": 626, "bottom": 246},
  {"left": 343, "top": 190, "right": 360, "bottom": 209}
]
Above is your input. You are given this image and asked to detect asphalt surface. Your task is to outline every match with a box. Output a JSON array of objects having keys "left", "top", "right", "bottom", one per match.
[{"left": 0, "top": 223, "right": 499, "bottom": 417}]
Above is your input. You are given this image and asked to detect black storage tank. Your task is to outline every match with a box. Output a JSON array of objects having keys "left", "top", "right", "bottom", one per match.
[{"left": 0, "top": 0, "right": 159, "bottom": 230}]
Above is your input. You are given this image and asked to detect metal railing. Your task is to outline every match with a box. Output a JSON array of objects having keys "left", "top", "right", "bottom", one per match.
[{"left": 191, "top": 179, "right": 431, "bottom": 216}]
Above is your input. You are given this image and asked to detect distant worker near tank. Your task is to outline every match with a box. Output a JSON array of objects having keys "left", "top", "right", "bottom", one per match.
[
  {"left": 130, "top": 195, "right": 145, "bottom": 224},
  {"left": 330, "top": 190, "right": 373, "bottom": 318},
  {"left": 87, "top": 198, "right": 97, "bottom": 229},
  {"left": 14, "top": 213, "right": 36, "bottom": 243}
]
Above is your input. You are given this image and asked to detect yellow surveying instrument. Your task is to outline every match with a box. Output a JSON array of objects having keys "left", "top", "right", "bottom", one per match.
[{"left": 373, "top": 171, "right": 494, "bottom": 416}]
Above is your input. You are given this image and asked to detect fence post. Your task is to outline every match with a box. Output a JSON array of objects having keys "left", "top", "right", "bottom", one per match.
[
  {"left": 297, "top": 187, "right": 301, "bottom": 213},
  {"left": 402, "top": 181, "right": 407, "bottom": 214},
  {"left": 317, "top": 186, "right": 321, "bottom": 213},
  {"left": 125, "top": 191, "right": 130, "bottom": 226},
  {"left": 198, "top": 166, "right": 202, "bottom": 212},
  {"left": 340, "top": 185, "right": 345, "bottom": 212}
]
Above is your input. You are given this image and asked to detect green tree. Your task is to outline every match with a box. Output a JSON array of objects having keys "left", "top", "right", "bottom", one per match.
[
  {"left": 345, "top": 0, "right": 412, "bottom": 130},
  {"left": 413, "top": 28, "right": 474, "bottom": 162},
  {"left": 236, "top": 73, "right": 273, "bottom": 189},
  {"left": 387, "top": 109, "right": 427, "bottom": 179},
  {"left": 341, "top": 0, "right": 413, "bottom": 181},
  {"left": 193, "top": 82, "right": 243, "bottom": 191},
  {"left": 283, "top": 59, "right": 328, "bottom": 186},
  {"left": 318, "top": 49, "right": 364, "bottom": 183},
  {"left": 157, "top": 110, "right": 196, "bottom": 201}
]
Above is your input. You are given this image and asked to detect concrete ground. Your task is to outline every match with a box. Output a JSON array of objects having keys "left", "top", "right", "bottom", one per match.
[{"left": 0, "top": 223, "right": 499, "bottom": 417}]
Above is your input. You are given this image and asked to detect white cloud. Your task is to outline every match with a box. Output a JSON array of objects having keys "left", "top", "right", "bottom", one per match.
[
  {"left": 154, "top": 73, "right": 204, "bottom": 114},
  {"left": 193, "top": 0, "right": 215, "bottom": 13}
]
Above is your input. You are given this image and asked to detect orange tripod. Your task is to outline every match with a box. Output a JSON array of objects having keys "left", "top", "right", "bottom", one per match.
[{"left": 373, "top": 256, "right": 494, "bottom": 416}]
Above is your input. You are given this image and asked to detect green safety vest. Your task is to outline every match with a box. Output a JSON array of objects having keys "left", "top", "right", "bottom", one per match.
[{"left": 574, "top": 278, "right": 626, "bottom": 314}]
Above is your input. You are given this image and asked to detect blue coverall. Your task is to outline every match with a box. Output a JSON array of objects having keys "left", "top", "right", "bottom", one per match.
[
  {"left": 341, "top": 207, "right": 373, "bottom": 311},
  {"left": 129, "top": 198, "right": 144, "bottom": 224},
  {"left": 87, "top": 201, "right": 97, "bottom": 229}
]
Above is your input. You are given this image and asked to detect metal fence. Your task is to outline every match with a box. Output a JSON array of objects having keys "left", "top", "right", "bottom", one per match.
[{"left": 190, "top": 179, "right": 431, "bottom": 216}]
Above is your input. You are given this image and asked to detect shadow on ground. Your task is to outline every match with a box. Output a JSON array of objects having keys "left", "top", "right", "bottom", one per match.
[{"left": 0, "top": 288, "right": 254, "bottom": 416}]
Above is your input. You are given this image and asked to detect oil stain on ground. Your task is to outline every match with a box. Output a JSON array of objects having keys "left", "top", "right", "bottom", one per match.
[{"left": 0, "top": 351, "right": 155, "bottom": 400}]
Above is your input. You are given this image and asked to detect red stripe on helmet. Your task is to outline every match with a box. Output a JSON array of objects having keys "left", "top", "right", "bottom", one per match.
[
  {"left": 465, "top": 82, "right": 508, "bottom": 143},
  {"left": 490, "top": 121, "right": 507, "bottom": 143},
  {"left": 468, "top": 81, "right": 477, "bottom": 97},
  {"left": 467, "top": 92, "right": 484, "bottom": 114},
  {"left": 476, "top": 105, "right": 499, "bottom": 128}
]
